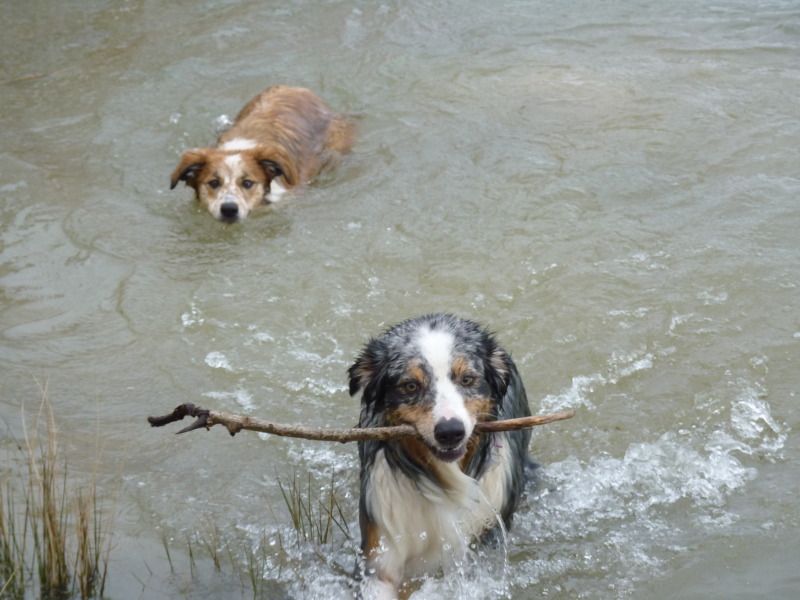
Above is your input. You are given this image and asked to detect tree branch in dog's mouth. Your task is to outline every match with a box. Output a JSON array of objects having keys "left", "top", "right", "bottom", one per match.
[{"left": 147, "top": 403, "right": 575, "bottom": 442}]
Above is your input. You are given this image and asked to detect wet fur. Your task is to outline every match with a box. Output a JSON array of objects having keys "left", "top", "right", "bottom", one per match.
[
  {"left": 170, "top": 85, "right": 354, "bottom": 222},
  {"left": 348, "top": 314, "right": 532, "bottom": 598}
]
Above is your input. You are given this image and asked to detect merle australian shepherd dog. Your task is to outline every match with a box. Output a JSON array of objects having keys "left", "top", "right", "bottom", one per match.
[{"left": 348, "top": 314, "right": 532, "bottom": 598}]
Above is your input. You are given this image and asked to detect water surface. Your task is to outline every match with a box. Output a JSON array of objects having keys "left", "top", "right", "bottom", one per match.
[{"left": 1, "top": 0, "right": 798, "bottom": 598}]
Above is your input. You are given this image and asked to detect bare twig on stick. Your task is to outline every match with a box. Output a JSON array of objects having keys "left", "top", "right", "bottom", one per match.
[{"left": 147, "top": 403, "right": 575, "bottom": 443}]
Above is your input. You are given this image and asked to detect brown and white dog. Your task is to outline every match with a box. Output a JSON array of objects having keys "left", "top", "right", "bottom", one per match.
[
  {"left": 170, "top": 85, "right": 354, "bottom": 222},
  {"left": 349, "top": 314, "right": 533, "bottom": 599}
]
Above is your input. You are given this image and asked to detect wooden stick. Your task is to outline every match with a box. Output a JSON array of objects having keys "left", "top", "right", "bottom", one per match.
[{"left": 147, "top": 403, "right": 575, "bottom": 442}]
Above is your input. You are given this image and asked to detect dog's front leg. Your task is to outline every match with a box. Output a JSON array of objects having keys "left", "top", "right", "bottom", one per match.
[{"left": 359, "top": 545, "right": 406, "bottom": 600}]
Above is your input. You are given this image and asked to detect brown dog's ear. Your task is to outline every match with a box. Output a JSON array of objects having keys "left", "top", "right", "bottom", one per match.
[
  {"left": 170, "top": 149, "right": 210, "bottom": 190},
  {"left": 259, "top": 160, "right": 285, "bottom": 181},
  {"left": 249, "top": 146, "right": 298, "bottom": 187}
]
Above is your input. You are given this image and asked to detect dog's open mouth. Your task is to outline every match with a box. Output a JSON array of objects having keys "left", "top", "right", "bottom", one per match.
[{"left": 430, "top": 444, "right": 466, "bottom": 463}]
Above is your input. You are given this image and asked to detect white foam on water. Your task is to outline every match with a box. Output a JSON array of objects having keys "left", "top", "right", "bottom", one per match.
[
  {"left": 540, "top": 373, "right": 605, "bottom": 412},
  {"left": 540, "top": 347, "right": 658, "bottom": 412},
  {"left": 505, "top": 433, "right": 757, "bottom": 593},
  {"left": 287, "top": 573, "right": 354, "bottom": 599},
  {"left": 250, "top": 330, "right": 274, "bottom": 343},
  {"left": 288, "top": 349, "right": 325, "bottom": 363},
  {"left": 214, "top": 113, "right": 234, "bottom": 134},
  {"left": 181, "top": 300, "right": 206, "bottom": 329},
  {"left": 334, "top": 303, "right": 356, "bottom": 317},
  {"left": 728, "top": 383, "right": 787, "bottom": 459},
  {"left": 608, "top": 307, "right": 649, "bottom": 318},
  {"left": 615, "top": 250, "right": 669, "bottom": 271},
  {"left": 697, "top": 289, "right": 729, "bottom": 305},
  {"left": 204, "top": 351, "right": 233, "bottom": 371},
  {"left": 525, "top": 434, "right": 754, "bottom": 545},
  {"left": 668, "top": 312, "right": 693, "bottom": 334},
  {"left": 203, "top": 388, "right": 256, "bottom": 412},
  {"left": 285, "top": 441, "right": 358, "bottom": 478},
  {"left": 619, "top": 355, "right": 653, "bottom": 377},
  {"left": 507, "top": 376, "right": 787, "bottom": 595},
  {"left": 284, "top": 376, "right": 347, "bottom": 397},
  {"left": 409, "top": 546, "right": 510, "bottom": 599},
  {"left": 180, "top": 301, "right": 204, "bottom": 328},
  {"left": 609, "top": 349, "right": 655, "bottom": 382}
]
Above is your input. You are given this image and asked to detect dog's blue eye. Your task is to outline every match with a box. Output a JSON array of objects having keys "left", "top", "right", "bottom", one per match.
[
  {"left": 242, "top": 179, "right": 254, "bottom": 189},
  {"left": 208, "top": 179, "right": 221, "bottom": 189}
]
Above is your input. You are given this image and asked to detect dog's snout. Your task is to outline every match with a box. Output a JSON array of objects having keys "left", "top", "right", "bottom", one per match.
[
  {"left": 220, "top": 202, "right": 239, "bottom": 220},
  {"left": 433, "top": 418, "right": 466, "bottom": 448}
]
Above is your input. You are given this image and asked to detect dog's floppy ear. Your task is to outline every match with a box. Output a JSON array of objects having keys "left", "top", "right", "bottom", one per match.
[
  {"left": 348, "top": 339, "right": 385, "bottom": 397},
  {"left": 259, "top": 160, "right": 285, "bottom": 181},
  {"left": 170, "top": 149, "right": 210, "bottom": 190},
  {"left": 250, "top": 146, "right": 298, "bottom": 187},
  {"left": 484, "top": 339, "right": 512, "bottom": 400}
]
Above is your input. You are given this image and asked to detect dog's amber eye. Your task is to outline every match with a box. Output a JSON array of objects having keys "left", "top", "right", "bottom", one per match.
[
  {"left": 208, "top": 179, "right": 221, "bottom": 189},
  {"left": 242, "top": 179, "right": 254, "bottom": 189},
  {"left": 400, "top": 381, "right": 419, "bottom": 395},
  {"left": 459, "top": 374, "right": 477, "bottom": 387}
]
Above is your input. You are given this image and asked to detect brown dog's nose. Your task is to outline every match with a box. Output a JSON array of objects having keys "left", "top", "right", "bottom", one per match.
[
  {"left": 220, "top": 202, "right": 239, "bottom": 220},
  {"left": 434, "top": 418, "right": 466, "bottom": 448}
]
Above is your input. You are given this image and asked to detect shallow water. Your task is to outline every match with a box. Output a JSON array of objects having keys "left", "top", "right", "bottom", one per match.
[{"left": 1, "top": 0, "right": 799, "bottom": 598}]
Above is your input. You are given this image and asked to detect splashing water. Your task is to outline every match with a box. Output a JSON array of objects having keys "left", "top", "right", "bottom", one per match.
[
  {"left": 245, "top": 367, "right": 787, "bottom": 598},
  {"left": 505, "top": 376, "right": 787, "bottom": 596}
]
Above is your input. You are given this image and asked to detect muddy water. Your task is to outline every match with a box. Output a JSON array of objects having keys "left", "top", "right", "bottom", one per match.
[{"left": 1, "top": 0, "right": 798, "bottom": 598}]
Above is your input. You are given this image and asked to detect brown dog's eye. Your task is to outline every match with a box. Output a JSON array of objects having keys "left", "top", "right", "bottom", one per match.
[
  {"left": 459, "top": 374, "right": 477, "bottom": 387},
  {"left": 400, "top": 381, "right": 419, "bottom": 395},
  {"left": 242, "top": 179, "right": 254, "bottom": 190},
  {"left": 208, "top": 179, "right": 221, "bottom": 189}
]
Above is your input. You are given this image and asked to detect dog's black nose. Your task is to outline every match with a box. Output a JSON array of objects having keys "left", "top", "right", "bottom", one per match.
[
  {"left": 220, "top": 202, "right": 239, "bottom": 220},
  {"left": 434, "top": 418, "right": 466, "bottom": 448}
]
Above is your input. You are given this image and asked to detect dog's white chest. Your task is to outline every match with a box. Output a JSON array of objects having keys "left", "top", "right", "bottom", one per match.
[{"left": 366, "top": 445, "right": 510, "bottom": 581}]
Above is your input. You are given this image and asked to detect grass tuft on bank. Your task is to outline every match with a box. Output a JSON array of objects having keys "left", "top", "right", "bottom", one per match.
[{"left": 0, "top": 385, "right": 112, "bottom": 599}]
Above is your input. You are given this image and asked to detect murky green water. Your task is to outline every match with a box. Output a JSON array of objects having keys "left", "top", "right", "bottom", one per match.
[{"left": 2, "top": 0, "right": 799, "bottom": 598}]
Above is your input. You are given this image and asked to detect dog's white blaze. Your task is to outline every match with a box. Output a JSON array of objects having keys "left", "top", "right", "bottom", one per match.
[
  {"left": 223, "top": 155, "right": 245, "bottom": 202},
  {"left": 223, "top": 153, "right": 244, "bottom": 172},
  {"left": 219, "top": 137, "right": 257, "bottom": 151},
  {"left": 416, "top": 328, "right": 472, "bottom": 430}
]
